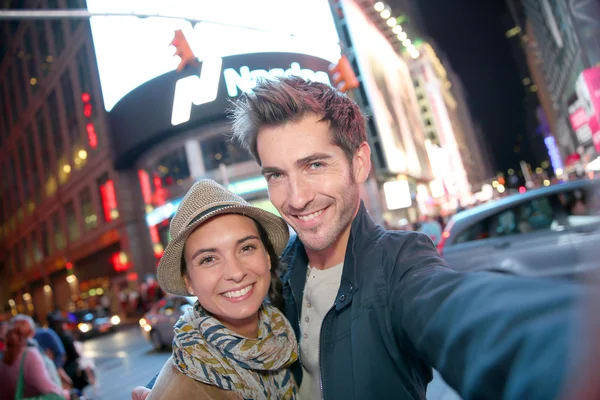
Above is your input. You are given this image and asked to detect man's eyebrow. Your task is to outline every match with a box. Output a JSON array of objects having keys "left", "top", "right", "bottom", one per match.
[
  {"left": 295, "top": 153, "right": 333, "bottom": 168},
  {"left": 261, "top": 166, "right": 283, "bottom": 176},
  {"left": 261, "top": 153, "right": 333, "bottom": 175}
]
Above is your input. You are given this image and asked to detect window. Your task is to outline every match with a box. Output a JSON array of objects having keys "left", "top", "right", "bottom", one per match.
[
  {"left": 52, "top": 212, "right": 66, "bottom": 251},
  {"left": 47, "top": 91, "right": 64, "bottom": 160},
  {"left": 489, "top": 198, "right": 554, "bottom": 237},
  {"left": 79, "top": 188, "right": 97, "bottom": 231},
  {"left": 65, "top": 201, "right": 79, "bottom": 242},
  {"left": 553, "top": 187, "right": 600, "bottom": 228},
  {"left": 77, "top": 46, "right": 93, "bottom": 94},
  {"left": 0, "top": 85, "right": 10, "bottom": 138},
  {"left": 22, "top": 239, "right": 32, "bottom": 270},
  {"left": 17, "top": 137, "right": 32, "bottom": 209},
  {"left": 6, "top": 66, "right": 19, "bottom": 123},
  {"left": 454, "top": 220, "right": 490, "bottom": 244},
  {"left": 23, "top": 28, "right": 38, "bottom": 93},
  {"left": 51, "top": 20, "right": 65, "bottom": 56},
  {"left": 66, "top": 0, "right": 83, "bottom": 32},
  {"left": 201, "top": 135, "right": 252, "bottom": 171},
  {"left": 60, "top": 69, "right": 79, "bottom": 146},
  {"left": 36, "top": 108, "right": 52, "bottom": 177},
  {"left": 150, "top": 147, "right": 191, "bottom": 189},
  {"left": 26, "top": 125, "right": 42, "bottom": 204},
  {"left": 32, "top": 231, "right": 42, "bottom": 263},
  {"left": 15, "top": 53, "right": 28, "bottom": 110},
  {"left": 36, "top": 21, "right": 51, "bottom": 76},
  {"left": 41, "top": 220, "right": 52, "bottom": 257}
]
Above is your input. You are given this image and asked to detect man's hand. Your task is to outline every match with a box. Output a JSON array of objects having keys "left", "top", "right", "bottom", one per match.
[{"left": 132, "top": 386, "right": 151, "bottom": 400}]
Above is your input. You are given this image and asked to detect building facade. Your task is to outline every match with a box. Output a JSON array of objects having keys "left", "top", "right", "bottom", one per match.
[
  {"left": 522, "top": 0, "right": 591, "bottom": 158},
  {"left": 0, "top": 0, "right": 156, "bottom": 322}
]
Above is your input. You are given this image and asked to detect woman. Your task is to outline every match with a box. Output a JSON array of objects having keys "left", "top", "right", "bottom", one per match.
[
  {"left": 147, "top": 179, "right": 298, "bottom": 400},
  {"left": 0, "top": 318, "right": 70, "bottom": 400}
]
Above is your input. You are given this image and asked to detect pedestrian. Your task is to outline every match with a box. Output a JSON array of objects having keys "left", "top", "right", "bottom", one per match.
[
  {"left": 145, "top": 180, "right": 298, "bottom": 399},
  {"left": 0, "top": 316, "right": 70, "bottom": 400},
  {"left": 133, "top": 77, "right": 594, "bottom": 399}
]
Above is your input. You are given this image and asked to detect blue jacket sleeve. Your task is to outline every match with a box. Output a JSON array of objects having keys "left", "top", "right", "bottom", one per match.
[{"left": 389, "top": 232, "right": 585, "bottom": 399}]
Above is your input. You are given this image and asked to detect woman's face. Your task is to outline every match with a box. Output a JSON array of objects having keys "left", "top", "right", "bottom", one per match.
[{"left": 183, "top": 214, "right": 271, "bottom": 335}]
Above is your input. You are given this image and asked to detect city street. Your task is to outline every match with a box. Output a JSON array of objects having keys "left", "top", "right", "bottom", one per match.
[{"left": 81, "top": 325, "right": 461, "bottom": 399}]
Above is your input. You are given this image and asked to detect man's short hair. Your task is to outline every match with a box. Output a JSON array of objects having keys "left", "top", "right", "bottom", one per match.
[{"left": 229, "top": 76, "right": 367, "bottom": 165}]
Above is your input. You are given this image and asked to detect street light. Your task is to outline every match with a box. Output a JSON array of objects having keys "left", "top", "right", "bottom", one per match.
[
  {"left": 392, "top": 25, "right": 402, "bottom": 34},
  {"left": 374, "top": 2, "right": 385, "bottom": 12},
  {"left": 380, "top": 9, "right": 391, "bottom": 19},
  {"left": 386, "top": 17, "right": 397, "bottom": 27}
]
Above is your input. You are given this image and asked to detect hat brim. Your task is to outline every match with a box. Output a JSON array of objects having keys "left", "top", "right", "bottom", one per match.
[{"left": 157, "top": 204, "right": 289, "bottom": 296}]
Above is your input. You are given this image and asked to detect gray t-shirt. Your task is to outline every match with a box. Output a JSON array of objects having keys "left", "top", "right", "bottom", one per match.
[{"left": 298, "top": 262, "right": 344, "bottom": 400}]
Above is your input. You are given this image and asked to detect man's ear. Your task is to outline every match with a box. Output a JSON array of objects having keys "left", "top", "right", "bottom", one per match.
[{"left": 353, "top": 142, "right": 372, "bottom": 184}]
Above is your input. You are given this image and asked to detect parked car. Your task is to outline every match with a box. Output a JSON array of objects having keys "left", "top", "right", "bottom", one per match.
[
  {"left": 438, "top": 179, "right": 600, "bottom": 279},
  {"left": 66, "top": 308, "right": 121, "bottom": 340},
  {"left": 140, "top": 295, "right": 195, "bottom": 349}
]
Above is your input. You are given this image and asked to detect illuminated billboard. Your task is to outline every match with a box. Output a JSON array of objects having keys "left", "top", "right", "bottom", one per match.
[
  {"left": 86, "top": 0, "right": 341, "bottom": 112},
  {"left": 340, "top": 0, "right": 430, "bottom": 178}
]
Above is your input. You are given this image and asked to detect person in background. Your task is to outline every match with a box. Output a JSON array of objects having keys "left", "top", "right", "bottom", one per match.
[
  {"left": 35, "top": 326, "right": 73, "bottom": 389},
  {"left": 0, "top": 321, "right": 8, "bottom": 359},
  {"left": 0, "top": 316, "right": 69, "bottom": 400},
  {"left": 47, "top": 313, "right": 88, "bottom": 391}
]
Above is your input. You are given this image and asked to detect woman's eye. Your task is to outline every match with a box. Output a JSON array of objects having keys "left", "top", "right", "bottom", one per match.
[
  {"left": 241, "top": 244, "right": 256, "bottom": 253},
  {"left": 200, "top": 256, "right": 215, "bottom": 265}
]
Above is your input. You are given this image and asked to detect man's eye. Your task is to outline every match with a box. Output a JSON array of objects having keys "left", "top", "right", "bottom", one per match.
[
  {"left": 309, "top": 162, "right": 324, "bottom": 169},
  {"left": 267, "top": 173, "right": 282, "bottom": 181}
]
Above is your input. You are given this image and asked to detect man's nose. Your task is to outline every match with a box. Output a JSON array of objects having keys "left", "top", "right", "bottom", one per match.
[
  {"left": 222, "top": 258, "right": 247, "bottom": 282},
  {"left": 287, "top": 174, "right": 315, "bottom": 210}
]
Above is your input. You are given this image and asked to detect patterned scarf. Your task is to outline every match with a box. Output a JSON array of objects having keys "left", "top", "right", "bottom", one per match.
[{"left": 171, "top": 301, "right": 299, "bottom": 400}]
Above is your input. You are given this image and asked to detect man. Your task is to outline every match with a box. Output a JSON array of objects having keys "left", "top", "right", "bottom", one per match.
[{"left": 134, "top": 77, "right": 593, "bottom": 399}]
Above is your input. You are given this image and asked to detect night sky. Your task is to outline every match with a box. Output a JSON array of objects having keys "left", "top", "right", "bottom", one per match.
[{"left": 400, "top": 0, "right": 531, "bottom": 173}]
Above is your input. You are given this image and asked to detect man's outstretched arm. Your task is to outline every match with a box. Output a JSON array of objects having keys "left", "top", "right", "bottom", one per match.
[{"left": 389, "top": 232, "right": 591, "bottom": 399}]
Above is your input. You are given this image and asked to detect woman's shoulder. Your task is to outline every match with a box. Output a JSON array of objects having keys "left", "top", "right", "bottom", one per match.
[{"left": 148, "top": 357, "right": 242, "bottom": 400}]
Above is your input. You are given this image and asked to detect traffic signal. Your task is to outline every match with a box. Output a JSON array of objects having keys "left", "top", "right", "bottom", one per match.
[
  {"left": 329, "top": 55, "right": 359, "bottom": 93},
  {"left": 170, "top": 29, "right": 199, "bottom": 72}
]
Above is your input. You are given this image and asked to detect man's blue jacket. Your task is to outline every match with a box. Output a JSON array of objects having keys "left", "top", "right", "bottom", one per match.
[{"left": 280, "top": 201, "right": 584, "bottom": 399}]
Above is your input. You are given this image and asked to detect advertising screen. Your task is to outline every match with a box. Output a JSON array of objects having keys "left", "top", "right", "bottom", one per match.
[
  {"left": 340, "top": 0, "right": 429, "bottom": 178},
  {"left": 86, "top": 0, "right": 341, "bottom": 111}
]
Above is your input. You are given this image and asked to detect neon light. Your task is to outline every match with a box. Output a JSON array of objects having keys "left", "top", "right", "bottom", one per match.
[
  {"left": 86, "top": 122, "right": 98, "bottom": 149},
  {"left": 145, "top": 198, "right": 183, "bottom": 226},
  {"left": 149, "top": 225, "right": 160, "bottom": 243},
  {"left": 544, "top": 136, "right": 564, "bottom": 173},
  {"left": 100, "top": 179, "right": 118, "bottom": 221},
  {"left": 138, "top": 169, "right": 152, "bottom": 204},
  {"left": 171, "top": 60, "right": 331, "bottom": 126},
  {"left": 83, "top": 103, "right": 93, "bottom": 118},
  {"left": 227, "top": 176, "right": 268, "bottom": 195},
  {"left": 81, "top": 92, "right": 91, "bottom": 103}
]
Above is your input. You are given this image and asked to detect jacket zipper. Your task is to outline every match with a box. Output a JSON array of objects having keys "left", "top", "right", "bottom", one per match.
[{"left": 319, "top": 305, "right": 335, "bottom": 400}]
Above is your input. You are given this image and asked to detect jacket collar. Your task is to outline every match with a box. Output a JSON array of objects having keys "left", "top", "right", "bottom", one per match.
[{"left": 282, "top": 201, "right": 380, "bottom": 313}]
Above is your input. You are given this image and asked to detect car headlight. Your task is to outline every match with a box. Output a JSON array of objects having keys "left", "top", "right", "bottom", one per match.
[
  {"left": 78, "top": 323, "right": 92, "bottom": 333},
  {"left": 110, "top": 315, "right": 121, "bottom": 325},
  {"left": 139, "top": 318, "right": 147, "bottom": 327}
]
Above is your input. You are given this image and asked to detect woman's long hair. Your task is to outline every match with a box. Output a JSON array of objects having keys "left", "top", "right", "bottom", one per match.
[
  {"left": 3, "top": 321, "right": 33, "bottom": 365},
  {"left": 252, "top": 220, "right": 285, "bottom": 313}
]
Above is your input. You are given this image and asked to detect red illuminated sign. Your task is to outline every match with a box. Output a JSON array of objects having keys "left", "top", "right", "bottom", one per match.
[
  {"left": 110, "top": 251, "right": 130, "bottom": 272},
  {"left": 149, "top": 225, "right": 160, "bottom": 243},
  {"left": 138, "top": 170, "right": 152, "bottom": 204},
  {"left": 100, "top": 179, "right": 118, "bottom": 221},
  {"left": 86, "top": 122, "right": 98, "bottom": 149}
]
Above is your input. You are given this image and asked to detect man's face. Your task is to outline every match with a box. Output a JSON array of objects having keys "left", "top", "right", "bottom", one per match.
[{"left": 257, "top": 114, "right": 370, "bottom": 252}]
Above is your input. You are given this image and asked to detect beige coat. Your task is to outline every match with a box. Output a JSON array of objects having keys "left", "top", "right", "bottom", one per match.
[{"left": 146, "top": 357, "right": 242, "bottom": 400}]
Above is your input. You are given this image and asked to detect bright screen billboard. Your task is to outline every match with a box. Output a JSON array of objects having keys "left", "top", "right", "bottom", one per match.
[
  {"left": 86, "top": 0, "right": 341, "bottom": 112},
  {"left": 340, "top": 0, "right": 429, "bottom": 178}
]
